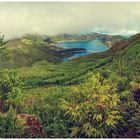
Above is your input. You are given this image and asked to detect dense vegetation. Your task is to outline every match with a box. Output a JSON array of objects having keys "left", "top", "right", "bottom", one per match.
[{"left": 0, "top": 33, "right": 140, "bottom": 138}]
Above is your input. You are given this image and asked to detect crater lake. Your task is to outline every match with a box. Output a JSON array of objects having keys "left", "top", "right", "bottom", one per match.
[{"left": 57, "top": 39, "right": 109, "bottom": 61}]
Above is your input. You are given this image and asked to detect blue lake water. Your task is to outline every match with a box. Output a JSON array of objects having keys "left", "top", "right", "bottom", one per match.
[{"left": 57, "top": 40, "right": 109, "bottom": 61}]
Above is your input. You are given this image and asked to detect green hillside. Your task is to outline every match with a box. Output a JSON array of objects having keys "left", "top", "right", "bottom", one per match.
[
  {"left": 16, "top": 34, "right": 140, "bottom": 88},
  {"left": 0, "top": 37, "right": 63, "bottom": 68},
  {"left": 0, "top": 33, "right": 140, "bottom": 138}
]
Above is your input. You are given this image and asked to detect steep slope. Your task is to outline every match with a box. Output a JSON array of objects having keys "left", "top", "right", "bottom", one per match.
[{"left": 106, "top": 38, "right": 140, "bottom": 81}]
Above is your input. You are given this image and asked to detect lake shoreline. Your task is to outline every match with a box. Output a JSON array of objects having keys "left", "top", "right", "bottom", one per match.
[{"left": 57, "top": 39, "right": 93, "bottom": 43}]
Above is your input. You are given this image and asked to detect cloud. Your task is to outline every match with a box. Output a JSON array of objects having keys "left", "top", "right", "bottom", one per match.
[
  {"left": 91, "top": 27, "right": 139, "bottom": 37},
  {"left": 0, "top": 2, "right": 140, "bottom": 39}
]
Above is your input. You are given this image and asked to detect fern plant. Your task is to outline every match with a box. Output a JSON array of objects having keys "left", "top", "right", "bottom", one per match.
[
  {"left": 0, "top": 106, "right": 25, "bottom": 138},
  {"left": 60, "top": 72, "right": 123, "bottom": 138}
]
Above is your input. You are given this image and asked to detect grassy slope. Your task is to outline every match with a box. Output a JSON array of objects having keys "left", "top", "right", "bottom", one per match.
[
  {"left": 15, "top": 36, "right": 140, "bottom": 92},
  {"left": 0, "top": 37, "right": 61, "bottom": 68},
  {"left": 1, "top": 33, "right": 140, "bottom": 108},
  {"left": 106, "top": 39, "right": 140, "bottom": 79}
]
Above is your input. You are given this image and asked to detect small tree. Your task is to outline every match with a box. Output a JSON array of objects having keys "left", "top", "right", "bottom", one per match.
[
  {"left": 0, "top": 34, "right": 7, "bottom": 48},
  {"left": 0, "top": 33, "right": 8, "bottom": 62}
]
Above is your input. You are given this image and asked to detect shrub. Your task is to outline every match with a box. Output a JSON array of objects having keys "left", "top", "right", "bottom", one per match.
[{"left": 0, "top": 69, "right": 23, "bottom": 112}]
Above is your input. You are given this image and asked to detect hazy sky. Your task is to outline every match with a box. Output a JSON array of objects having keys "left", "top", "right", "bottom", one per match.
[{"left": 1, "top": 2, "right": 140, "bottom": 39}]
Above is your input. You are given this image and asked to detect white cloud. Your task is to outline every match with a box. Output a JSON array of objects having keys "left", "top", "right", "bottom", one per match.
[
  {"left": 91, "top": 27, "right": 139, "bottom": 37},
  {"left": 113, "top": 29, "right": 139, "bottom": 36},
  {"left": 0, "top": 2, "right": 140, "bottom": 39}
]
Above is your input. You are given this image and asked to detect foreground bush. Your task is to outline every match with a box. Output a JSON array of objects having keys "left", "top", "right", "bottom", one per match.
[{"left": 60, "top": 73, "right": 123, "bottom": 138}]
